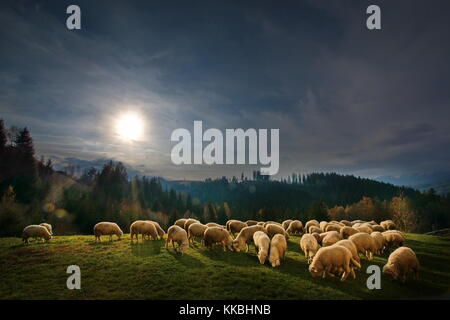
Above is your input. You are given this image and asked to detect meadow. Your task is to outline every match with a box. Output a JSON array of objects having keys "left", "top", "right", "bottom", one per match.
[{"left": 0, "top": 233, "right": 449, "bottom": 300}]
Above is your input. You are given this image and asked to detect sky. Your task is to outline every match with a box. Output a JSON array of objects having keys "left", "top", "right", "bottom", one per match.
[{"left": 1, "top": 0, "right": 450, "bottom": 182}]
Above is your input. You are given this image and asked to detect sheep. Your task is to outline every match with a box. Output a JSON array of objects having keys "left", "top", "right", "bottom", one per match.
[
  {"left": 94, "top": 222, "right": 123, "bottom": 242},
  {"left": 282, "top": 219, "right": 293, "bottom": 230},
  {"left": 245, "top": 220, "right": 259, "bottom": 226},
  {"left": 184, "top": 218, "right": 200, "bottom": 231},
  {"left": 340, "top": 220, "right": 352, "bottom": 227},
  {"left": 188, "top": 222, "right": 208, "bottom": 245},
  {"left": 380, "top": 220, "right": 396, "bottom": 230},
  {"left": 383, "top": 247, "right": 419, "bottom": 283},
  {"left": 232, "top": 225, "right": 266, "bottom": 252},
  {"left": 130, "top": 221, "right": 158, "bottom": 242},
  {"left": 286, "top": 220, "right": 303, "bottom": 235},
  {"left": 311, "top": 232, "right": 321, "bottom": 243},
  {"left": 325, "top": 224, "right": 342, "bottom": 233},
  {"left": 309, "top": 245, "right": 358, "bottom": 281},
  {"left": 319, "top": 221, "right": 328, "bottom": 232},
  {"left": 174, "top": 218, "right": 188, "bottom": 228},
  {"left": 355, "top": 225, "right": 373, "bottom": 234},
  {"left": 321, "top": 231, "right": 342, "bottom": 247},
  {"left": 300, "top": 234, "right": 320, "bottom": 264},
  {"left": 309, "top": 226, "right": 322, "bottom": 234},
  {"left": 39, "top": 223, "right": 53, "bottom": 235},
  {"left": 203, "top": 227, "right": 234, "bottom": 251},
  {"left": 333, "top": 239, "right": 361, "bottom": 271},
  {"left": 22, "top": 225, "right": 52, "bottom": 243},
  {"left": 269, "top": 234, "right": 287, "bottom": 267},
  {"left": 253, "top": 231, "right": 270, "bottom": 264},
  {"left": 148, "top": 221, "right": 165, "bottom": 239},
  {"left": 340, "top": 226, "right": 359, "bottom": 239},
  {"left": 348, "top": 232, "right": 377, "bottom": 260},
  {"left": 257, "top": 221, "right": 265, "bottom": 226},
  {"left": 318, "top": 231, "right": 341, "bottom": 245},
  {"left": 206, "top": 222, "right": 225, "bottom": 229},
  {"left": 370, "top": 231, "right": 385, "bottom": 255},
  {"left": 263, "top": 221, "right": 282, "bottom": 228},
  {"left": 265, "top": 223, "right": 289, "bottom": 240},
  {"left": 226, "top": 220, "right": 248, "bottom": 235},
  {"left": 305, "top": 220, "right": 320, "bottom": 233},
  {"left": 166, "top": 225, "right": 189, "bottom": 254},
  {"left": 382, "top": 230, "right": 405, "bottom": 251},
  {"left": 370, "top": 224, "right": 385, "bottom": 232}
]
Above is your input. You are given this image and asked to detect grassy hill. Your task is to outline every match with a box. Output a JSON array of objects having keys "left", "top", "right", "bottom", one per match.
[{"left": 0, "top": 233, "right": 449, "bottom": 300}]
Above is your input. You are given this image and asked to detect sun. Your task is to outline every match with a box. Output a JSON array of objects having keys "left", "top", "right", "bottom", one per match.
[{"left": 115, "top": 113, "right": 144, "bottom": 141}]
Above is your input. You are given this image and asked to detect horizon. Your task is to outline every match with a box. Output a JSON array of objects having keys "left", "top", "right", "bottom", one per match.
[{"left": 1, "top": 0, "right": 450, "bottom": 183}]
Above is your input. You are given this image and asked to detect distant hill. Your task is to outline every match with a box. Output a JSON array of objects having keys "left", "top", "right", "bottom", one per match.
[{"left": 411, "top": 179, "right": 450, "bottom": 195}]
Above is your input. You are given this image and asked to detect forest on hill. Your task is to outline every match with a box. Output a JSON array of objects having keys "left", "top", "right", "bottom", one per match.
[{"left": 1, "top": 119, "right": 450, "bottom": 236}]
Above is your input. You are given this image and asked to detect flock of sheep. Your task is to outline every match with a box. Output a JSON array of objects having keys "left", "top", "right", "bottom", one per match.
[{"left": 21, "top": 218, "right": 420, "bottom": 283}]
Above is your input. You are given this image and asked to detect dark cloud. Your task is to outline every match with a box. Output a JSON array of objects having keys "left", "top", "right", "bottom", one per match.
[{"left": 1, "top": 0, "right": 449, "bottom": 182}]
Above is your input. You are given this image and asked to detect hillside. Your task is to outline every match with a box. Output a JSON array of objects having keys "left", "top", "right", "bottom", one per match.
[{"left": 0, "top": 233, "right": 449, "bottom": 299}]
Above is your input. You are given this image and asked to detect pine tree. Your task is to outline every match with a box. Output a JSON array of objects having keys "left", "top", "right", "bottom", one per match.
[{"left": 15, "top": 127, "right": 35, "bottom": 158}]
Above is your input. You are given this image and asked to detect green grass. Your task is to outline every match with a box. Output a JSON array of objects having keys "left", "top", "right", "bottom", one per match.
[{"left": 0, "top": 233, "right": 449, "bottom": 300}]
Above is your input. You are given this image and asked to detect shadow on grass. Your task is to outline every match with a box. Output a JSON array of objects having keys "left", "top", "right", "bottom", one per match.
[
  {"left": 130, "top": 239, "right": 164, "bottom": 257},
  {"left": 166, "top": 249, "right": 205, "bottom": 268}
]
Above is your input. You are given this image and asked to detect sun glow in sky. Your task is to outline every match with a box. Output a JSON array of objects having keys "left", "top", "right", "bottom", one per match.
[{"left": 115, "top": 113, "right": 144, "bottom": 141}]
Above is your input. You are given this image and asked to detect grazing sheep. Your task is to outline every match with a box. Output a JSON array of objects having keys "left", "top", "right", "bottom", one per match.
[
  {"left": 348, "top": 232, "right": 377, "bottom": 260},
  {"left": 311, "top": 232, "right": 321, "bottom": 243},
  {"left": 233, "top": 225, "right": 266, "bottom": 252},
  {"left": 355, "top": 225, "right": 373, "bottom": 234},
  {"left": 253, "top": 231, "right": 270, "bottom": 264},
  {"left": 340, "top": 226, "right": 359, "bottom": 239},
  {"left": 166, "top": 225, "right": 189, "bottom": 254},
  {"left": 204, "top": 227, "right": 234, "bottom": 251},
  {"left": 383, "top": 247, "right": 419, "bottom": 283},
  {"left": 319, "top": 221, "right": 328, "bottom": 232},
  {"left": 300, "top": 234, "right": 320, "bottom": 264},
  {"left": 130, "top": 221, "right": 158, "bottom": 241},
  {"left": 265, "top": 223, "right": 289, "bottom": 240},
  {"left": 318, "top": 231, "right": 341, "bottom": 245},
  {"left": 340, "top": 220, "right": 352, "bottom": 227},
  {"left": 333, "top": 239, "right": 361, "bottom": 271},
  {"left": 380, "top": 220, "right": 396, "bottom": 230},
  {"left": 322, "top": 231, "right": 342, "bottom": 247},
  {"left": 282, "top": 219, "right": 293, "bottom": 230},
  {"left": 305, "top": 220, "right": 320, "bottom": 233},
  {"left": 206, "top": 222, "right": 225, "bottom": 228},
  {"left": 184, "top": 218, "right": 200, "bottom": 231},
  {"left": 188, "top": 222, "right": 208, "bottom": 245},
  {"left": 269, "top": 234, "right": 287, "bottom": 267},
  {"left": 286, "top": 220, "right": 303, "bottom": 235},
  {"left": 325, "top": 224, "right": 342, "bottom": 233},
  {"left": 174, "top": 218, "right": 188, "bottom": 228},
  {"left": 22, "top": 225, "right": 52, "bottom": 243},
  {"left": 309, "top": 245, "right": 358, "bottom": 281},
  {"left": 382, "top": 231, "right": 405, "bottom": 251},
  {"left": 39, "top": 223, "right": 53, "bottom": 235},
  {"left": 309, "top": 226, "right": 322, "bottom": 234},
  {"left": 370, "top": 231, "right": 385, "bottom": 255},
  {"left": 263, "top": 221, "right": 282, "bottom": 228},
  {"left": 370, "top": 224, "right": 385, "bottom": 232},
  {"left": 245, "top": 220, "right": 259, "bottom": 226},
  {"left": 226, "top": 220, "right": 248, "bottom": 235},
  {"left": 147, "top": 221, "right": 165, "bottom": 239},
  {"left": 94, "top": 222, "right": 123, "bottom": 242}
]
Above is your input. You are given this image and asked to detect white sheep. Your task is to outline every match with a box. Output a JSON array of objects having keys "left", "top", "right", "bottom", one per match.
[
  {"left": 94, "top": 222, "right": 123, "bottom": 242},
  {"left": 166, "top": 225, "right": 189, "bottom": 254},
  {"left": 300, "top": 233, "right": 320, "bottom": 264},
  {"left": 269, "top": 234, "right": 287, "bottom": 267},
  {"left": 309, "top": 245, "right": 358, "bottom": 281},
  {"left": 253, "top": 231, "right": 270, "bottom": 264},
  {"left": 39, "top": 223, "right": 53, "bottom": 235},
  {"left": 383, "top": 247, "right": 419, "bottom": 283},
  {"left": 22, "top": 225, "right": 52, "bottom": 243}
]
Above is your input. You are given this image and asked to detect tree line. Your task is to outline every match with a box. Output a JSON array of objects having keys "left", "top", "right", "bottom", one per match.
[{"left": 1, "top": 119, "right": 449, "bottom": 236}]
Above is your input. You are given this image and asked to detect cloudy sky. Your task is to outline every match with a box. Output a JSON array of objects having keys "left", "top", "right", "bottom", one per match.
[{"left": 1, "top": 0, "right": 450, "bottom": 182}]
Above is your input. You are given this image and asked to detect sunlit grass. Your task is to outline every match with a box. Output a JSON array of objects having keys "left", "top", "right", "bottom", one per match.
[{"left": 0, "top": 233, "right": 449, "bottom": 299}]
